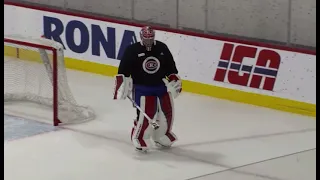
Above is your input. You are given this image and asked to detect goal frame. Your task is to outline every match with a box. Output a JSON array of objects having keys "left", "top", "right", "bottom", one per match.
[{"left": 4, "top": 37, "right": 61, "bottom": 126}]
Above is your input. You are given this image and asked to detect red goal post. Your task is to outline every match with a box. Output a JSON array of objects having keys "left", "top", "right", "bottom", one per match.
[{"left": 4, "top": 34, "right": 95, "bottom": 126}]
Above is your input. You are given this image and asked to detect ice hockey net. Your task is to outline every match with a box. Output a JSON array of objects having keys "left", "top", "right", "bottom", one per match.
[{"left": 4, "top": 34, "right": 95, "bottom": 126}]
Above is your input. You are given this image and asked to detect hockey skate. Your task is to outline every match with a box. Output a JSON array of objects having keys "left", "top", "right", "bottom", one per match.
[
  {"left": 154, "top": 141, "right": 172, "bottom": 149},
  {"left": 132, "top": 137, "right": 150, "bottom": 154},
  {"left": 135, "top": 147, "right": 148, "bottom": 153}
]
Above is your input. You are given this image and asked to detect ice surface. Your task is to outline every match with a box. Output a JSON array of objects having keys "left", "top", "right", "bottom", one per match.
[
  {"left": 4, "top": 114, "right": 58, "bottom": 141},
  {"left": 4, "top": 65, "right": 316, "bottom": 180}
]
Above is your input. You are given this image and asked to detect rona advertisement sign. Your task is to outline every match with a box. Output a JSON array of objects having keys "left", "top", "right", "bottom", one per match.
[{"left": 43, "top": 16, "right": 137, "bottom": 61}]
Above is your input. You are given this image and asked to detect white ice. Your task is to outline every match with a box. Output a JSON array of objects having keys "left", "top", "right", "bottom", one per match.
[{"left": 4, "top": 67, "right": 316, "bottom": 180}]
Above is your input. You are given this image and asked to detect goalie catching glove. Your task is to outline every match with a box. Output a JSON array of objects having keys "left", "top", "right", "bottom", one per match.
[
  {"left": 113, "top": 74, "right": 133, "bottom": 100},
  {"left": 162, "top": 74, "right": 182, "bottom": 99}
]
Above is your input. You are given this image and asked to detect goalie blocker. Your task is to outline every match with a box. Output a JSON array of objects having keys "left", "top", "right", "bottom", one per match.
[{"left": 113, "top": 26, "right": 182, "bottom": 152}]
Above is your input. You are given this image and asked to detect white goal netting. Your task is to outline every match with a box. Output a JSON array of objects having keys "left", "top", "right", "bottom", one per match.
[{"left": 4, "top": 34, "right": 95, "bottom": 125}]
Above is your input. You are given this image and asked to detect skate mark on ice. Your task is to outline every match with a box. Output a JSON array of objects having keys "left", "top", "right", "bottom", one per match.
[
  {"left": 55, "top": 125, "right": 313, "bottom": 180},
  {"left": 177, "top": 128, "right": 316, "bottom": 148},
  {"left": 4, "top": 115, "right": 314, "bottom": 180},
  {"left": 183, "top": 148, "right": 316, "bottom": 180}
]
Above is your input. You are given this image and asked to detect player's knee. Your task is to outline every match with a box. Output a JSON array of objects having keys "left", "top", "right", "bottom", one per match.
[
  {"left": 138, "top": 96, "right": 158, "bottom": 119},
  {"left": 159, "top": 93, "right": 174, "bottom": 117}
]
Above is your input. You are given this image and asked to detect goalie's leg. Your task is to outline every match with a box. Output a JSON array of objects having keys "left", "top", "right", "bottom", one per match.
[
  {"left": 152, "top": 92, "right": 177, "bottom": 147},
  {"left": 131, "top": 95, "right": 158, "bottom": 152}
]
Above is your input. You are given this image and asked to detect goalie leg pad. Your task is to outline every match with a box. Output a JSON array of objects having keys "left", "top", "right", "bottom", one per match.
[
  {"left": 152, "top": 92, "right": 177, "bottom": 146},
  {"left": 131, "top": 96, "right": 158, "bottom": 149},
  {"left": 131, "top": 119, "right": 137, "bottom": 142}
]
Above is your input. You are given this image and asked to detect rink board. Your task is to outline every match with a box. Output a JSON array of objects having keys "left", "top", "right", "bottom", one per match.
[
  {"left": 4, "top": 46, "right": 49, "bottom": 63},
  {"left": 4, "top": 2, "right": 316, "bottom": 117},
  {"left": 4, "top": 45, "right": 315, "bottom": 117}
]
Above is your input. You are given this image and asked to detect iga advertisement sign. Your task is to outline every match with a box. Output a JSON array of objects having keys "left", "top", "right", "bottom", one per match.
[
  {"left": 4, "top": 4, "right": 316, "bottom": 104},
  {"left": 214, "top": 43, "right": 281, "bottom": 91}
]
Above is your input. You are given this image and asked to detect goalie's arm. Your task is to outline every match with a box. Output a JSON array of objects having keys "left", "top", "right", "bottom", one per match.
[
  {"left": 162, "top": 44, "right": 182, "bottom": 98},
  {"left": 113, "top": 46, "right": 134, "bottom": 100},
  {"left": 163, "top": 44, "right": 178, "bottom": 76},
  {"left": 118, "top": 46, "right": 133, "bottom": 77}
]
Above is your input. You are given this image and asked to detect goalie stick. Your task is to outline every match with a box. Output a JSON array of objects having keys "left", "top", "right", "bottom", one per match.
[{"left": 127, "top": 96, "right": 160, "bottom": 130}]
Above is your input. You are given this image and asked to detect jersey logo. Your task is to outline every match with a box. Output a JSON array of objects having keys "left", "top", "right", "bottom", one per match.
[
  {"left": 142, "top": 56, "right": 160, "bottom": 74},
  {"left": 138, "top": 53, "right": 145, "bottom": 57}
]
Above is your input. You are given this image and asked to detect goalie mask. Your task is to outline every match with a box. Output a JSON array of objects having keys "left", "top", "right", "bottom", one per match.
[{"left": 140, "top": 26, "right": 155, "bottom": 51}]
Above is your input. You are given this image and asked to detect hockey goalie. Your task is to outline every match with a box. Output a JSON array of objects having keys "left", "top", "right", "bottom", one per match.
[{"left": 113, "top": 26, "right": 182, "bottom": 153}]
